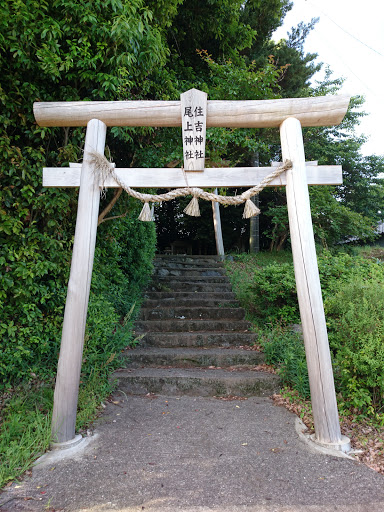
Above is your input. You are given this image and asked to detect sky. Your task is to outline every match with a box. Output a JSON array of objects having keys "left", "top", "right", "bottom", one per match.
[{"left": 272, "top": 0, "right": 384, "bottom": 157}]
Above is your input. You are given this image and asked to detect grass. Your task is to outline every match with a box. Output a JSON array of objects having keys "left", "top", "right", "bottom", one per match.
[
  {"left": 0, "top": 384, "right": 53, "bottom": 487},
  {"left": 0, "top": 297, "right": 144, "bottom": 489},
  {"left": 0, "top": 372, "right": 116, "bottom": 489}
]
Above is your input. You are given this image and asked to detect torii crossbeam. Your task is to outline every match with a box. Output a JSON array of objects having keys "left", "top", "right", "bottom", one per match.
[{"left": 34, "top": 94, "right": 351, "bottom": 453}]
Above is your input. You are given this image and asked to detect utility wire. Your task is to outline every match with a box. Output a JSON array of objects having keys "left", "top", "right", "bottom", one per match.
[
  {"left": 313, "top": 30, "right": 378, "bottom": 97},
  {"left": 307, "top": 0, "right": 384, "bottom": 58}
]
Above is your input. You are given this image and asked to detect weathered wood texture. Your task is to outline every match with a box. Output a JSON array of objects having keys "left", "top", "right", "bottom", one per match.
[
  {"left": 212, "top": 188, "right": 225, "bottom": 257},
  {"left": 181, "top": 89, "right": 207, "bottom": 171},
  {"left": 43, "top": 165, "right": 342, "bottom": 188},
  {"left": 34, "top": 95, "right": 350, "bottom": 128},
  {"left": 280, "top": 117, "right": 342, "bottom": 445},
  {"left": 51, "top": 119, "right": 107, "bottom": 443}
]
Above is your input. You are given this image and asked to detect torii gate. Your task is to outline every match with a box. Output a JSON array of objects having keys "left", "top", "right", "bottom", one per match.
[{"left": 34, "top": 92, "right": 351, "bottom": 452}]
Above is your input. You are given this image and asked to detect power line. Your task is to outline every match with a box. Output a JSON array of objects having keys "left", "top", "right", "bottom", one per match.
[
  {"left": 313, "top": 30, "right": 378, "bottom": 97},
  {"left": 307, "top": 0, "right": 384, "bottom": 58}
]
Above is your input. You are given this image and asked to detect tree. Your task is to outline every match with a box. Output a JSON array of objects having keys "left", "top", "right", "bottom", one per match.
[
  {"left": 261, "top": 88, "right": 382, "bottom": 250},
  {"left": 0, "top": 0, "right": 166, "bottom": 383},
  {"left": 257, "top": 31, "right": 384, "bottom": 250}
]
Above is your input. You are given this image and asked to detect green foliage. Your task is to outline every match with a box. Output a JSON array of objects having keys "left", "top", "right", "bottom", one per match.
[
  {"left": 0, "top": 0, "right": 159, "bottom": 387},
  {"left": 226, "top": 252, "right": 299, "bottom": 324},
  {"left": 228, "top": 250, "right": 384, "bottom": 325},
  {"left": 268, "top": 18, "right": 321, "bottom": 98},
  {"left": 249, "top": 262, "right": 299, "bottom": 324},
  {"left": 80, "top": 200, "right": 156, "bottom": 379},
  {"left": 260, "top": 324, "right": 310, "bottom": 398},
  {"left": 0, "top": 385, "right": 53, "bottom": 487},
  {"left": 225, "top": 252, "right": 298, "bottom": 324},
  {"left": 0, "top": 198, "right": 155, "bottom": 385},
  {"left": 325, "top": 279, "right": 384, "bottom": 417},
  {"left": 227, "top": 249, "right": 384, "bottom": 420},
  {"left": 310, "top": 187, "right": 377, "bottom": 248},
  {"left": 76, "top": 369, "right": 115, "bottom": 432},
  {"left": 166, "top": 0, "right": 261, "bottom": 69},
  {"left": 0, "top": 226, "right": 68, "bottom": 382},
  {"left": 263, "top": 183, "right": 378, "bottom": 251}
]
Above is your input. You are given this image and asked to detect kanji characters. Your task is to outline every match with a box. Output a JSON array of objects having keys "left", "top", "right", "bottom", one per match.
[
  {"left": 183, "top": 106, "right": 204, "bottom": 117},
  {"left": 184, "top": 121, "right": 193, "bottom": 132},
  {"left": 184, "top": 107, "right": 193, "bottom": 117},
  {"left": 182, "top": 101, "right": 206, "bottom": 165},
  {"left": 184, "top": 136, "right": 194, "bottom": 145},
  {"left": 185, "top": 150, "right": 194, "bottom": 159},
  {"left": 194, "top": 106, "right": 204, "bottom": 117}
]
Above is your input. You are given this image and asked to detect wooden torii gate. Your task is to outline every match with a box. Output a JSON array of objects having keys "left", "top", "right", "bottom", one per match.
[{"left": 34, "top": 93, "right": 351, "bottom": 452}]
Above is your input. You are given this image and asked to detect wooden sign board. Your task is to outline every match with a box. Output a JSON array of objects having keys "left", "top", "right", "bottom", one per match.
[{"left": 181, "top": 89, "right": 207, "bottom": 171}]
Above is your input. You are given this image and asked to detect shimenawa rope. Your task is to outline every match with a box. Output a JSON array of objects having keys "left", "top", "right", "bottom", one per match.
[{"left": 88, "top": 151, "right": 292, "bottom": 221}]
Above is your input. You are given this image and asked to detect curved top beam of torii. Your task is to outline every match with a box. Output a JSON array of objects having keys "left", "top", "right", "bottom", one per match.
[{"left": 34, "top": 94, "right": 350, "bottom": 128}]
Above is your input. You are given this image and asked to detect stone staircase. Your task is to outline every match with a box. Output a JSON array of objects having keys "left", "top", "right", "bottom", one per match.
[{"left": 113, "top": 255, "right": 280, "bottom": 396}]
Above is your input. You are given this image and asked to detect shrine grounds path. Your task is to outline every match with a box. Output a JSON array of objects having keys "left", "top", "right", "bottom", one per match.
[{"left": 2, "top": 394, "right": 384, "bottom": 512}]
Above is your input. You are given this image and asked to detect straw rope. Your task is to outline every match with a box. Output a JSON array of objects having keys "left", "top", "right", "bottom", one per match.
[{"left": 88, "top": 152, "right": 292, "bottom": 220}]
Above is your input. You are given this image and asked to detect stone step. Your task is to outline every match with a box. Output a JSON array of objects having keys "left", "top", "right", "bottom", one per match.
[
  {"left": 154, "top": 262, "right": 223, "bottom": 269},
  {"left": 143, "top": 298, "right": 239, "bottom": 308},
  {"left": 155, "top": 255, "right": 222, "bottom": 264},
  {"left": 125, "top": 254, "right": 269, "bottom": 400},
  {"left": 154, "top": 275, "right": 229, "bottom": 283},
  {"left": 148, "top": 282, "right": 233, "bottom": 293},
  {"left": 153, "top": 267, "right": 226, "bottom": 277},
  {"left": 143, "top": 291, "right": 237, "bottom": 302},
  {"left": 154, "top": 259, "right": 224, "bottom": 267},
  {"left": 135, "top": 319, "right": 251, "bottom": 333},
  {"left": 140, "top": 331, "right": 257, "bottom": 347},
  {"left": 124, "top": 347, "right": 265, "bottom": 367},
  {"left": 139, "top": 306, "right": 245, "bottom": 321},
  {"left": 112, "top": 367, "right": 280, "bottom": 397}
]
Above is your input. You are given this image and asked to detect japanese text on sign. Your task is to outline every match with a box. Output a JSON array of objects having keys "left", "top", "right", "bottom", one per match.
[{"left": 180, "top": 89, "right": 207, "bottom": 172}]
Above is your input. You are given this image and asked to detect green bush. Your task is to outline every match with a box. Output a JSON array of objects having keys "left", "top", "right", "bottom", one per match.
[
  {"left": 260, "top": 324, "right": 310, "bottom": 398},
  {"left": 0, "top": 200, "right": 156, "bottom": 388},
  {"left": 81, "top": 202, "right": 156, "bottom": 379},
  {"left": 0, "top": 0, "right": 160, "bottom": 389},
  {"left": 227, "top": 250, "right": 384, "bottom": 328},
  {"left": 250, "top": 263, "right": 299, "bottom": 324},
  {"left": 325, "top": 279, "right": 384, "bottom": 416},
  {"left": 225, "top": 253, "right": 299, "bottom": 325},
  {"left": 318, "top": 251, "right": 384, "bottom": 297},
  {"left": 227, "top": 249, "right": 384, "bottom": 416}
]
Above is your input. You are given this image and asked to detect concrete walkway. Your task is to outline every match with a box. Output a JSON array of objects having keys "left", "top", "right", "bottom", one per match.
[{"left": 2, "top": 394, "right": 384, "bottom": 512}]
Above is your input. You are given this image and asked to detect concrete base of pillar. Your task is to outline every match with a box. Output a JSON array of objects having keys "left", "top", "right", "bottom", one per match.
[
  {"left": 296, "top": 418, "right": 352, "bottom": 458},
  {"left": 50, "top": 433, "right": 83, "bottom": 451},
  {"left": 311, "top": 434, "right": 351, "bottom": 453}
]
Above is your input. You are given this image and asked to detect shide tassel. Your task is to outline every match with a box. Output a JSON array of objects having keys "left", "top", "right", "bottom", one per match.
[
  {"left": 138, "top": 201, "right": 153, "bottom": 221},
  {"left": 242, "top": 198, "right": 260, "bottom": 219},
  {"left": 184, "top": 195, "right": 200, "bottom": 217}
]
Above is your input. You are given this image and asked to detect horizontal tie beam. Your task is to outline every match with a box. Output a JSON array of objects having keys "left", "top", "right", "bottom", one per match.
[
  {"left": 34, "top": 95, "right": 350, "bottom": 128},
  {"left": 43, "top": 165, "right": 342, "bottom": 189}
]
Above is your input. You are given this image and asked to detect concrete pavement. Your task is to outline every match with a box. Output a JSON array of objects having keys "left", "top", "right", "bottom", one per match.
[{"left": 2, "top": 394, "right": 384, "bottom": 512}]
